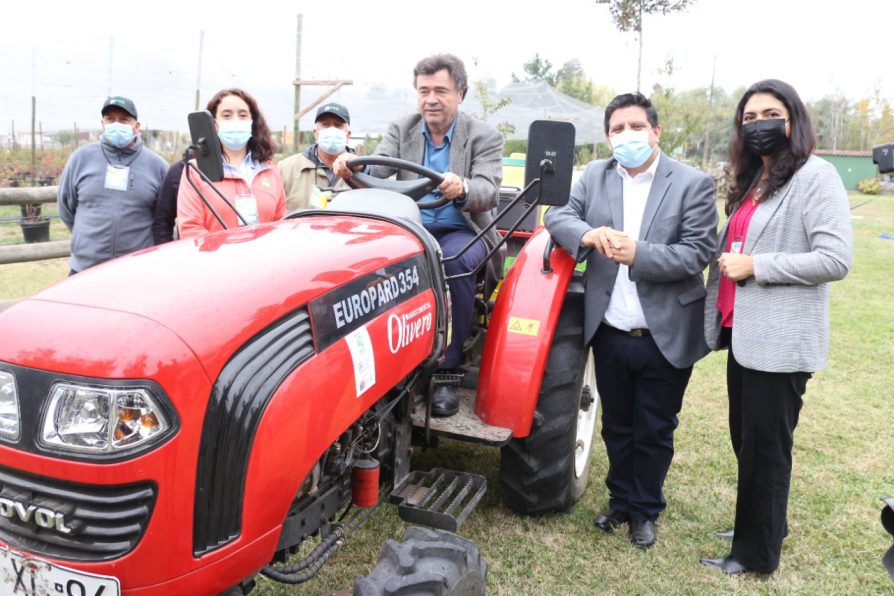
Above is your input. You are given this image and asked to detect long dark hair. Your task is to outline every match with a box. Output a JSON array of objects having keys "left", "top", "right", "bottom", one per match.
[
  {"left": 725, "top": 79, "right": 815, "bottom": 215},
  {"left": 206, "top": 88, "right": 276, "bottom": 163}
]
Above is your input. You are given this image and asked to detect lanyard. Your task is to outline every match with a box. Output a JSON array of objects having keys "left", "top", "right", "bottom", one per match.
[{"left": 100, "top": 142, "right": 142, "bottom": 169}]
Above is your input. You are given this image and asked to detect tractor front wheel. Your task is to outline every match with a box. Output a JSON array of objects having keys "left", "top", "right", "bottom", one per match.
[
  {"left": 354, "top": 526, "right": 487, "bottom": 595},
  {"left": 499, "top": 293, "right": 599, "bottom": 515}
]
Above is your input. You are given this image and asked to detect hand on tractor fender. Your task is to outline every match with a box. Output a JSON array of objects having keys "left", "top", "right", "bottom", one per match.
[
  {"left": 438, "top": 172, "right": 465, "bottom": 200},
  {"left": 332, "top": 153, "right": 359, "bottom": 180}
]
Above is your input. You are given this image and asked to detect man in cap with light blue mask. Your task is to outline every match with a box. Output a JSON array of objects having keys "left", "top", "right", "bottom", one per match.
[
  {"left": 278, "top": 102, "right": 354, "bottom": 211},
  {"left": 57, "top": 95, "right": 168, "bottom": 274},
  {"left": 545, "top": 92, "right": 717, "bottom": 549}
]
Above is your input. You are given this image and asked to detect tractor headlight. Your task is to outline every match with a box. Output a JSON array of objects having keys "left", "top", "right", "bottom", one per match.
[
  {"left": 0, "top": 371, "right": 20, "bottom": 442},
  {"left": 41, "top": 383, "right": 171, "bottom": 454}
]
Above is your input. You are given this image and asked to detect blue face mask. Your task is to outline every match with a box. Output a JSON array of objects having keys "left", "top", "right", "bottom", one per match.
[
  {"left": 103, "top": 122, "right": 136, "bottom": 148},
  {"left": 218, "top": 119, "right": 253, "bottom": 151},
  {"left": 610, "top": 129, "right": 654, "bottom": 168},
  {"left": 317, "top": 126, "right": 347, "bottom": 155}
]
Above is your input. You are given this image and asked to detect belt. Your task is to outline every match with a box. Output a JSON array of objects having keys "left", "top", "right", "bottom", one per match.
[{"left": 604, "top": 324, "right": 651, "bottom": 337}]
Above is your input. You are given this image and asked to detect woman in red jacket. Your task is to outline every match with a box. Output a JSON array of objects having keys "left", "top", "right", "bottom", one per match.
[{"left": 177, "top": 88, "right": 286, "bottom": 239}]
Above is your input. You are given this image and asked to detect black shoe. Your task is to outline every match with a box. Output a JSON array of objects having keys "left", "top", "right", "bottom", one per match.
[
  {"left": 431, "top": 385, "right": 459, "bottom": 417},
  {"left": 714, "top": 529, "right": 734, "bottom": 541},
  {"left": 593, "top": 508, "right": 629, "bottom": 533},
  {"left": 628, "top": 519, "right": 657, "bottom": 548},
  {"left": 701, "top": 555, "right": 749, "bottom": 575}
]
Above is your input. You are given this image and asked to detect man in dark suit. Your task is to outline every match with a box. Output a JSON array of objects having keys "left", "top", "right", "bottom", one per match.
[
  {"left": 545, "top": 92, "right": 717, "bottom": 548},
  {"left": 334, "top": 53, "right": 503, "bottom": 418}
]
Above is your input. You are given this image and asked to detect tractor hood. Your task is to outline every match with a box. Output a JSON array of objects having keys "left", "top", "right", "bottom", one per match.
[{"left": 0, "top": 216, "right": 427, "bottom": 379}]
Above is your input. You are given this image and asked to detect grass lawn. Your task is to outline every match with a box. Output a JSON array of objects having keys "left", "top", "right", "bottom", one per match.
[{"left": 0, "top": 194, "right": 892, "bottom": 594}]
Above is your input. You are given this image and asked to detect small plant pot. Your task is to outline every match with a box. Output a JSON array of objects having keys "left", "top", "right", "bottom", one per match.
[{"left": 21, "top": 218, "right": 51, "bottom": 243}]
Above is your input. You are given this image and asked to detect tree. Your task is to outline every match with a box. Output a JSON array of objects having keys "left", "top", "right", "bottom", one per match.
[
  {"left": 810, "top": 93, "right": 851, "bottom": 152},
  {"left": 513, "top": 53, "right": 557, "bottom": 86},
  {"left": 471, "top": 80, "right": 515, "bottom": 139},
  {"left": 595, "top": 0, "right": 696, "bottom": 92},
  {"left": 471, "top": 58, "right": 515, "bottom": 139},
  {"left": 555, "top": 59, "right": 596, "bottom": 104}
]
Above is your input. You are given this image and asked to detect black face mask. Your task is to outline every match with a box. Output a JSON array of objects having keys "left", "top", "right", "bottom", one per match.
[{"left": 742, "top": 118, "right": 789, "bottom": 156}]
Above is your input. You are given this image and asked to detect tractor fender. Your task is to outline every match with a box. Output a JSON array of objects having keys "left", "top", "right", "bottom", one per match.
[{"left": 475, "top": 227, "right": 577, "bottom": 437}]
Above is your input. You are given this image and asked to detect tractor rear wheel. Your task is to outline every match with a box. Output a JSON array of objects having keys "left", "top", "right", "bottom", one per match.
[
  {"left": 354, "top": 526, "right": 486, "bottom": 595},
  {"left": 499, "top": 293, "right": 599, "bottom": 515}
]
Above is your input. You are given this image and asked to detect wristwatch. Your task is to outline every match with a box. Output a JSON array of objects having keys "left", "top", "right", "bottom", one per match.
[{"left": 462, "top": 178, "right": 469, "bottom": 198}]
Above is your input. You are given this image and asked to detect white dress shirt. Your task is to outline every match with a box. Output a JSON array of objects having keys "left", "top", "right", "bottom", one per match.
[{"left": 603, "top": 153, "right": 661, "bottom": 331}]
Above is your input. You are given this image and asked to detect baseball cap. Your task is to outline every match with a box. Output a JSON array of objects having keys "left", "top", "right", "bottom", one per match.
[
  {"left": 102, "top": 96, "right": 138, "bottom": 119},
  {"left": 315, "top": 103, "right": 350, "bottom": 125}
]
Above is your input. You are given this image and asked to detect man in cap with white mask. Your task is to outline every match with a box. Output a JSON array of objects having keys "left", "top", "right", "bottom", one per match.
[
  {"left": 58, "top": 95, "right": 168, "bottom": 273},
  {"left": 278, "top": 102, "right": 354, "bottom": 211}
]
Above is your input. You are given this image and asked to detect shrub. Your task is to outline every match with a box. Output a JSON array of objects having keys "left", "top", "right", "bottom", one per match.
[{"left": 857, "top": 177, "right": 882, "bottom": 195}]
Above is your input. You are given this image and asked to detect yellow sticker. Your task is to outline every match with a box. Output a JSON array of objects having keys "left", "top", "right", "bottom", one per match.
[{"left": 508, "top": 317, "right": 540, "bottom": 336}]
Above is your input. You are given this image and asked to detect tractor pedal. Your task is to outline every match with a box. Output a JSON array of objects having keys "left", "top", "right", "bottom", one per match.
[
  {"left": 390, "top": 468, "right": 487, "bottom": 532},
  {"left": 431, "top": 371, "right": 463, "bottom": 387}
]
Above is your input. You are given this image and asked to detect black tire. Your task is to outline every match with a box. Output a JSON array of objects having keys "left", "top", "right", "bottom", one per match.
[
  {"left": 353, "top": 526, "right": 487, "bottom": 595},
  {"left": 499, "top": 292, "right": 599, "bottom": 515}
]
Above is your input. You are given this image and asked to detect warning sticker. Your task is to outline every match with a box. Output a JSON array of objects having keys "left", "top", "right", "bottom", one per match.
[
  {"left": 508, "top": 317, "right": 541, "bottom": 337},
  {"left": 345, "top": 326, "right": 376, "bottom": 397}
]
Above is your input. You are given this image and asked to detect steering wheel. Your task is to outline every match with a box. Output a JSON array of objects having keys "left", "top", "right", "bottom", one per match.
[{"left": 345, "top": 156, "right": 450, "bottom": 209}]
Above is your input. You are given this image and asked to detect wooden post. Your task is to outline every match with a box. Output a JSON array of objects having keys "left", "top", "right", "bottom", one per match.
[
  {"left": 31, "top": 96, "right": 36, "bottom": 186},
  {"left": 294, "top": 14, "right": 303, "bottom": 153},
  {"left": 0, "top": 241, "right": 71, "bottom": 265}
]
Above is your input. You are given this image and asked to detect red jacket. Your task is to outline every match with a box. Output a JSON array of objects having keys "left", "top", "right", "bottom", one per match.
[{"left": 177, "top": 160, "right": 286, "bottom": 239}]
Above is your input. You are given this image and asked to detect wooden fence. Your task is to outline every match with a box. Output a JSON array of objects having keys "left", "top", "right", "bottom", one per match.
[{"left": 0, "top": 186, "right": 71, "bottom": 264}]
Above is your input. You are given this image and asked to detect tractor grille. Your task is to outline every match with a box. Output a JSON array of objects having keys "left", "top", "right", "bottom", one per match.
[
  {"left": 0, "top": 465, "right": 156, "bottom": 562},
  {"left": 193, "top": 307, "right": 314, "bottom": 555}
]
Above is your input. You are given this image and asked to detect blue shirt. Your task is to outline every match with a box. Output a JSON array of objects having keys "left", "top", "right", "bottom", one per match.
[
  {"left": 222, "top": 151, "right": 266, "bottom": 187},
  {"left": 420, "top": 119, "right": 466, "bottom": 229}
]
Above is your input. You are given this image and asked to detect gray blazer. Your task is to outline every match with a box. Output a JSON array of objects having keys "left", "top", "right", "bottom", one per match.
[
  {"left": 370, "top": 111, "right": 504, "bottom": 273},
  {"left": 545, "top": 154, "right": 718, "bottom": 369},
  {"left": 704, "top": 155, "right": 853, "bottom": 373}
]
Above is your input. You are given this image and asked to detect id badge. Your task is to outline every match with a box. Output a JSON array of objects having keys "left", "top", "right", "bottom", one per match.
[
  {"left": 104, "top": 165, "right": 130, "bottom": 191},
  {"left": 235, "top": 194, "right": 259, "bottom": 225}
]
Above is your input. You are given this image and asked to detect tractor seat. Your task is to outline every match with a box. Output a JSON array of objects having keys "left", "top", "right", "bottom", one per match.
[{"left": 326, "top": 188, "right": 422, "bottom": 225}]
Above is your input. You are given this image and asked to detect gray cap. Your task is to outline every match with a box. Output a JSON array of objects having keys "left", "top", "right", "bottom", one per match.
[
  {"left": 315, "top": 102, "right": 350, "bottom": 125},
  {"left": 102, "top": 96, "right": 138, "bottom": 119}
]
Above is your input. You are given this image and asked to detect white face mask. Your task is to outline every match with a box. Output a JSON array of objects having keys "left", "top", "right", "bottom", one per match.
[
  {"left": 218, "top": 119, "right": 253, "bottom": 151},
  {"left": 317, "top": 127, "right": 347, "bottom": 155}
]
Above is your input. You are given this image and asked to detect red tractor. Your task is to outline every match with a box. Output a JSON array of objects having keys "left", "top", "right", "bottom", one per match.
[{"left": 0, "top": 121, "right": 597, "bottom": 594}]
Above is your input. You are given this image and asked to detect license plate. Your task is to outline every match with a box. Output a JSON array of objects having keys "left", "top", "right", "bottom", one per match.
[{"left": 0, "top": 547, "right": 120, "bottom": 596}]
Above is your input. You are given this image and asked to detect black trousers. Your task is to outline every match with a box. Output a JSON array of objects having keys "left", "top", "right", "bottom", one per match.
[
  {"left": 592, "top": 324, "right": 693, "bottom": 521},
  {"left": 726, "top": 332, "right": 810, "bottom": 573}
]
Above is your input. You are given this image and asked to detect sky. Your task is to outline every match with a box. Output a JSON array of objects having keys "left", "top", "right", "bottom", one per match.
[{"left": 1, "top": 0, "right": 891, "bottom": 136}]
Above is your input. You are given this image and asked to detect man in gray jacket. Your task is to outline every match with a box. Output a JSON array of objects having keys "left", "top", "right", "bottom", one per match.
[
  {"left": 545, "top": 92, "right": 717, "bottom": 548},
  {"left": 334, "top": 54, "right": 503, "bottom": 417},
  {"left": 58, "top": 96, "right": 168, "bottom": 273}
]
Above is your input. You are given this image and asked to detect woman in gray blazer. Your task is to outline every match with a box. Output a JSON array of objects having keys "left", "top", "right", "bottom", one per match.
[{"left": 701, "top": 80, "right": 853, "bottom": 575}]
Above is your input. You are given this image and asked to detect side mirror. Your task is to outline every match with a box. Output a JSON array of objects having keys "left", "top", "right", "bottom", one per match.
[
  {"left": 188, "top": 111, "right": 224, "bottom": 182},
  {"left": 524, "top": 120, "right": 576, "bottom": 207}
]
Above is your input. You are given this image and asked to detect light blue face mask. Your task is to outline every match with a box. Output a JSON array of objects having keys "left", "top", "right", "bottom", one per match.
[
  {"left": 103, "top": 122, "right": 136, "bottom": 148},
  {"left": 610, "top": 129, "right": 653, "bottom": 168},
  {"left": 317, "top": 127, "right": 347, "bottom": 155},
  {"left": 218, "top": 119, "right": 253, "bottom": 151}
]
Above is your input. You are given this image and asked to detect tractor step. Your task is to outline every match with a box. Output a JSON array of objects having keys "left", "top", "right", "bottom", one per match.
[
  {"left": 390, "top": 468, "right": 487, "bottom": 532},
  {"left": 411, "top": 387, "right": 513, "bottom": 446}
]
